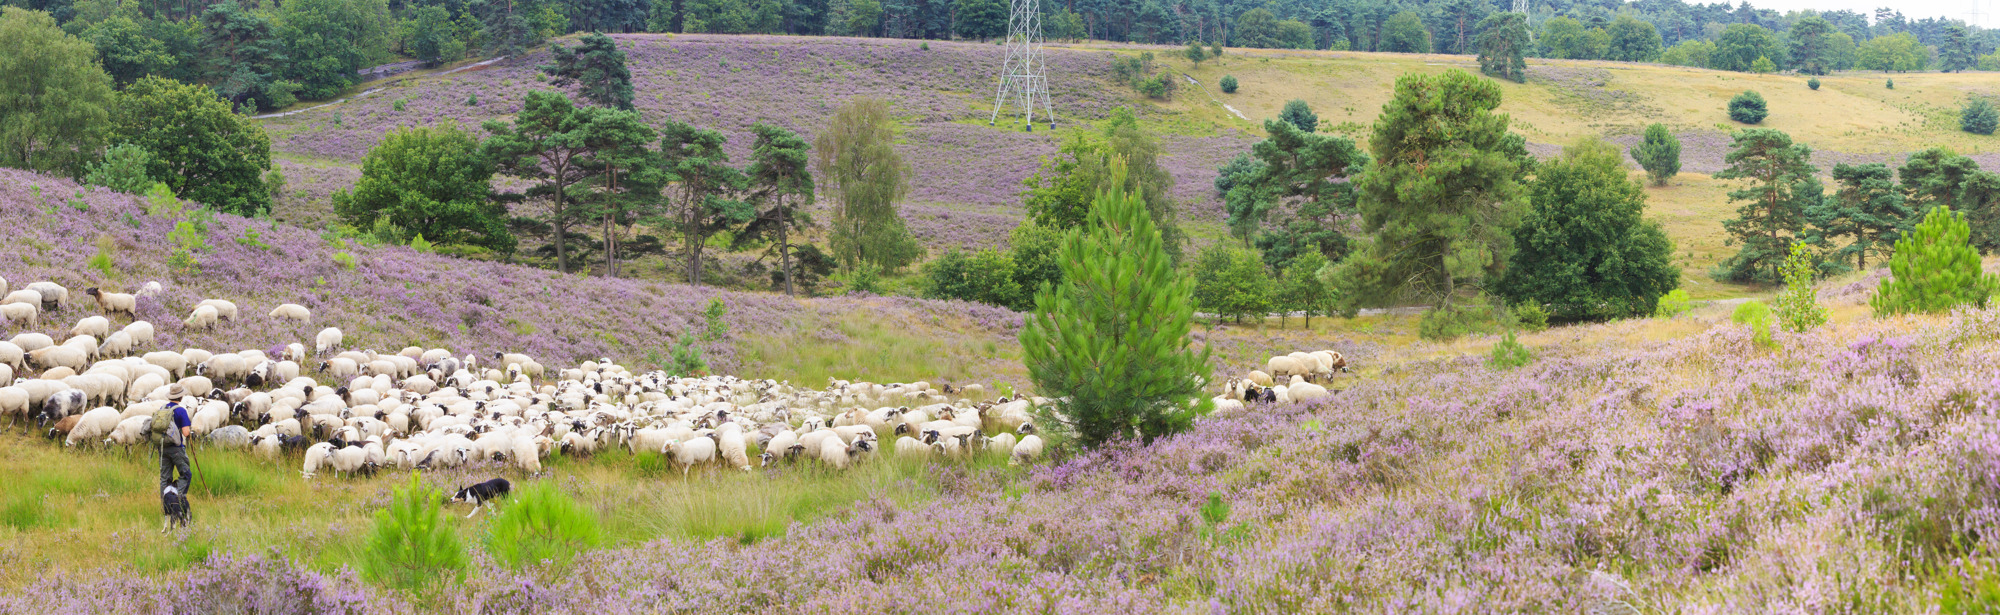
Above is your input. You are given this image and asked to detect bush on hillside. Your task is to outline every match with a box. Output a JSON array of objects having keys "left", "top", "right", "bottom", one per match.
[
  {"left": 1773, "top": 242, "right": 1828, "bottom": 332},
  {"left": 1219, "top": 75, "right": 1238, "bottom": 93},
  {"left": 1750, "top": 55, "right": 1776, "bottom": 73},
  {"left": 1807, "top": 77, "right": 1820, "bottom": 90},
  {"left": 1963, "top": 98, "right": 1998, "bottom": 136},
  {"left": 485, "top": 481, "right": 603, "bottom": 570},
  {"left": 1731, "top": 300, "right": 1776, "bottom": 349},
  {"left": 922, "top": 248, "right": 1023, "bottom": 309},
  {"left": 359, "top": 474, "right": 466, "bottom": 593},
  {"left": 1630, "top": 123, "right": 1681, "bottom": 186},
  {"left": 1729, "top": 90, "right": 1768, "bottom": 124},
  {"left": 1655, "top": 289, "right": 1693, "bottom": 316},
  {"left": 1488, "top": 331, "right": 1533, "bottom": 369},
  {"left": 1872, "top": 206, "right": 1999, "bottom": 315}
]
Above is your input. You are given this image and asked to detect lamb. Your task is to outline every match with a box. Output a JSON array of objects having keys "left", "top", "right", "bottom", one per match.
[
  {"left": 106, "top": 415, "right": 154, "bottom": 452},
  {"left": 315, "top": 328, "right": 343, "bottom": 356},
  {"left": 183, "top": 305, "right": 219, "bottom": 330},
  {"left": 26, "top": 282, "right": 67, "bottom": 310},
  {"left": 196, "top": 299, "right": 238, "bottom": 321},
  {"left": 85, "top": 288, "right": 137, "bottom": 318},
  {"left": 663, "top": 437, "right": 717, "bottom": 477},
  {"left": 0, "top": 302, "right": 36, "bottom": 328},
  {"left": 1010, "top": 435, "right": 1045, "bottom": 466},
  {"left": 45, "top": 415, "right": 82, "bottom": 441},
  {"left": 269, "top": 303, "right": 311, "bottom": 323},
  {"left": 65, "top": 407, "right": 122, "bottom": 447}
]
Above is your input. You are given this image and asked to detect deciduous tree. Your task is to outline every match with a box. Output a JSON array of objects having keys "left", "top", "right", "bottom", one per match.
[
  {"left": 114, "top": 76, "right": 273, "bottom": 215},
  {"left": 1495, "top": 139, "right": 1680, "bottom": 321},
  {"left": 0, "top": 7, "right": 116, "bottom": 178},
  {"left": 334, "top": 125, "right": 513, "bottom": 252},
  {"left": 815, "top": 97, "right": 922, "bottom": 271}
]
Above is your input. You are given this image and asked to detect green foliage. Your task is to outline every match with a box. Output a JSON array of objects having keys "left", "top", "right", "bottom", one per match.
[
  {"left": 470, "top": 0, "right": 541, "bottom": 56},
  {"left": 391, "top": 97, "right": 407, "bottom": 112},
  {"left": 142, "top": 182, "right": 180, "bottom": 217},
  {"left": 1184, "top": 40, "right": 1207, "bottom": 63},
  {"left": 1871, "top": 206, "right": 1999, "bottom": 316},
  {"left": 1278, "top": 99, "right": 1317, "bottom": 133},
  {"left": 200, "top": 1, "right": 298, "bottom": 111},
  {"left": 738, "top": 123, "right": 817, "bottom": 296},
  {"left": 1222, "top": 118, "right": 1365, "bottom": 269},
  {"left": 1512, "top": 302, "right": 1549, "bottom": 331},
  {"left": 359, "top": 473, "right": 466, "bottom": 593},
  {"left": 1328, "top": 70, "right": 1529, "bottom": 317},
  {"left": 277, "top": 0, "right": 393, "bottom": 100},
  {"left": 1887, "top": 78, "right": 1894, "bottom": 89},
  {"left": 816, "top": 97, "right": 923, "bottom": 271},
  {"left": 1417, "top": 295, "right": 1508, "bottom": 340},
  {"left": 1940, "top": 548, "right": 2000, "bottom": 613},
  {"left": 1810, "top": 163, "right": 1913, "bottom": 271},
  {"left": 1897, "top": 148, "right": 2000, "bottom": 253},
  {"left": 483, "top": 91, "right": 591, "bottom": 272},
  {"left": 1219, "top": 75, "right": 1238, "bottom": 93},
  {"left": 1728, "top": 90, "right": 1767, "bottom": 124},
  {"left": 1772, "top": 242, "right": 1828, "bottom": 332},
  {"left": 952, "top": 0, "right": 1006, "bottom": 40},
  {"left": 1659, "top": 39, "right": 1715, "bottom": 68},
  {"left": 1199, "top": 492, "right": 1230, "bottom": 526},
  {"left": 466, "top": 93, "right": 478, "bottom": 106},
  {"left": 410, "top": 6, "right": 464, "bottom": 67},
  {"left": 1962, "top": 99, "right": 1998, "bottom": 136},
  {"left": 1475, "top": 12, "right": 1529, "bottom": 83},
  {"left": 1379, "top": 11, "right": 1430, "bottom": 53},
  {"left": 1275, "top": 249, "right": 1333, "bottom": 327},
  {"left": 1487, "top": 331, "right": 1533, "bottom": 369},
  {"left": 1807, "top": 77, "right": 1820, "bottom": 91},
  {"left": 114, "top": 77, "right": 274, "bottom": 216},
  {"left": 407, "top": 233, "right": 432, "bottom": 253},
  {"left": 1713, "top": 129, "right": 1819, "bottom": 284},
  {"left": 1021, "top": 108, "right": 1185, "bottom": 264},
  {"left": 87, "top": 234, "right": 116, "bottom": 280},
  {"left": 1631, "top": 123, "right": 1681, "bottom": 187},
  {"left": 336, "top": 125, "right": 512, "bottom": 252},
  {"left": 1731, "top": 300, "right": 1776, "bottom": 349},
  {"left": 1938, "top": 24, "right": 1977, "bottom": 73},
  {"left": 922, "top": 248, "right": 1022, "bottom": 309},
  {"left": 1008, "top": 222, "right": 1064, "bottom": 306},
  {"left": 1233, "top": 8, "right": 1280, "bottom": 48},
  {"left": 1604, "top": 15, "right": 1661, "bottom": 62},
  {"left": 1019, "top": 162, "right": 1210, "bottom": 447},
  {"left": 484, "top": 481, "right": 603, "bottom": 570},
  {"left": 1858, "top": 33, "right": 1928, "bottom": 72},
  {"left": 1712, "top": 23, "right": 1783, "bottom": 72},
  {"left": 1495, "top": 139, "right": 1680, "bottom": 322},
  {"left": 658, "top": 117, "right": 749, "bottom": 284},
  {"left": 840, "top": 261, "right": 882, "bottom": 295},
  {"left": 702, "top": 297, "right": 729, "bottom": 340},
  {"left": 332, "top": 251, "right": 357, "bottom": 270},
  {"left": 0, "top": 7, "right": 116, "bottom": 178},
  {"left": 1786, "top": 15, "right": 1836, "bottom": 75},
  {"left": 1538, "top": 17, "right": 1603, "bottom": 60},
  {"left": 1749, "top": 55, "right": 1776, "bottom": 74},
  {"left": 81, "top": 16, "right": 175, "bottom": 87},
  {"left": 1192, "top": 243, "right": 1270, "bottom": 324},
  {"left": 85, "top": 144, "right": 157, "bottom": 194},
  {"left": 542, "top": 33, "right": 634, "bottom": 110},
  {"left": 166, "top": 218, "right": 206, "bottom": 276},
  {"left": 1275, "top": 20, "right": 1314, "bottom": 50},
  {"left": 1655, "top": 289, "right": 1693, "bottom": 317}
]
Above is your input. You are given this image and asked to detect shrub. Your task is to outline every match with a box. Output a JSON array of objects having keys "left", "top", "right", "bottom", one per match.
[
  {"left": 359, "top": 473, "right": 466, "bottom": 593},
  {"left": 1631, "top": 123, "right": 1681, "bottom": 186},
  {"left": 1731, "top": 300, "right": 1776, "bottom": 349},
  {"left": 1749, "top": 55, "right": 1776, "bottom": 73},
  {"left": 1418, "top": 296, "right": 1507, "bottom": 341},
  {"left": 465, "top": 93, "right": 478, "bottom": 106},
  {"left": 1872, "top": 206, "right": 1999, "bottom": 315},
  {"left": 1962, "top": 98, "right": 1998, "bottom": 136},
  {"left": 1512, "top": 302, "right": 1549, "bottom": 331},
  {"left": 1887, "top": 78, "right": 1894, "bottom": 89},
  {"left": 1807, "top": 77, "right": 1820, "bottom": 90},
  {"left": 1488, "top": 331, "right": 1533, "bottom": 369},
  {"left": 484, "top": 481, "right": 603, "bottom": 570},
  {"left": 85, "top": 143, "right": 156, "bottom": 193},
  {"left": 1184, "top": 40, "right": 1206, "bottom": 64},
  {"left": 1211, "top": 43, "right": 1224, "bottom": 58},
  {"left": 391, "top": 97, "right": 407, "bottom": 112},
  {"left": 87, "top": 234, "right": 115, "bottom": 280},
  {"left": 1772, "top": 242, "right": 1828, "bottom": 332},
  {"left": 922, "top": 248, "right": 1023, "bottom": 309},
  {"left": 1219, "top": 75, "right": 1238, "bottom": 93},
  {"left": 1728, "top": 90, "right": 1768, "bottom": 124},
  {"left": 1655, "top": 289, "right": 1693, "bottom": 317},
  {"left": 1278, "top": 99, "right": 1318, "bottom": 132},
  {"left": 332, "top": 251, "right": 357, "bottom": 270},
  {"left": 841, "top": 262, "right": 882, "bottom": 295}
]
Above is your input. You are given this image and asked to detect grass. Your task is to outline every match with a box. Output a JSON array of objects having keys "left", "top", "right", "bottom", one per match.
[{"left": 738, "top": 310, "right": 1025, "bottom": 388}]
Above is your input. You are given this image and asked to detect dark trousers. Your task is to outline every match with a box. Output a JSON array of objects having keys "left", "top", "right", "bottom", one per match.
[{"left": 160, "top": 444, "right": 191, "bottom": 494}]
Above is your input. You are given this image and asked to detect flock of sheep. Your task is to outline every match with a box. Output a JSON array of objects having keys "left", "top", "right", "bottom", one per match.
[
  {"left": 0, "top": 277, "right": 1052, "bottom": 480},
  {"left": 1213, "top": 350, "right": 1350, "bottom": 410}
]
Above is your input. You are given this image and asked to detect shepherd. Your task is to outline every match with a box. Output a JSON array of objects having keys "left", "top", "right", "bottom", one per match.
[{"left": 158, "top": 384, "right": 194, "bottom": 530}]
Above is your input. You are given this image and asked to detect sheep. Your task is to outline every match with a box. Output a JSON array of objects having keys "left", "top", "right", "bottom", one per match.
[
  {"left": 1265, "top": 356, "right": 1308, "bottom": 380},
  {"left": 207, "top": 425, "right": 252, "bottom": 450},
  {"left": 1010, "top": 435, "right": 1045, "bottom": 466},
  {"left": 126, "top": 373, "right": 166, "bottom": 402},
  {"left": 328, "top": 446, "right": 369, "bottom": 478},
  {"left": 9, "top": 333, "right": 52, "bottom": 353},
  {"left": 67, "top": 316, "right": 111, "bottom": 341},
  {"left": 716, "top": 424, "right": 750, "bottom": 470},
  {"left": 197, "top": 353, "right": 249, "bottom": 385},
  {"left": 0, "top": 289, "right": 40, "bottom": 308},
  {"left": 0, "top": 341, "right": 22, "bottom": 372},
  {"left": 814, "top": 433, "right": 854, "bottom": 469},
  {"left": 26, "top": 282, "right": 67, "bottom": 310},
  {"left": 143, "top": 351, "right": 189, "bottom": 379},
  {"left": 510, "top": 435, "right": 542, "bottom": 474},
  {"left": 895, "top": 436, "right": 931, "bottom": 458},
  {"left": 117, "top": 321, "right": 153, "bottom": 348},
  {"left": 184, "top": 305, "right": 219, "bottom": 330},
  {"left": 99, "top": 331, "right": 133, "bottom": 359},
  {"left": 65, "top": 407, "right": 122, "bottom": 447},
  {"left": 191, "top": 402, "right": 227, "bottom": 434},
  {"left": 269, "top": 303, "right": 311, "bottom": 323},
  {"left": 46, "top": 415, "right": 81, "bottom": 441},
  {"left": 1287, "top": 376, "right": 1330, "bottom": 403},
  {"left": 176, "top": 376, "right": 214, "bottom": 399},
  {"left": 84, "top": 288, "right": 137, "bottom": 318},
  {"left": 315, "top": 328, "right": 343, "bottom": 356},
  {"left": 107, "top": 415, "right": 154, "bottom": 452},
  {"left": 987, "top": 432, "right": 1017, "bottom": 456},
  {"left": 137, "top": 281, "right": 162, "bottom": 297},
  {"left": 0, "top": 302, "right": 36, "bottom": 328},
  {"left": 323, "top": 358, "right": 359, "bottom": 380},
  {"left": 662, "top": 437, "right": 717, "bottom": 477},
  {"left": 301, "top": 442, "right": 335, "bottom": 479},
  {"left": 197, "top": 299, "right": 239, "bottom": 321},
  {"left": 29, "top": 345, "right": 89, "bottom": 372}
]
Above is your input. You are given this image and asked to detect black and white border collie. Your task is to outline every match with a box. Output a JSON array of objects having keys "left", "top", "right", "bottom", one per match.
[{"left": 448, "top": 478, "right": 511, "bottom": 518}]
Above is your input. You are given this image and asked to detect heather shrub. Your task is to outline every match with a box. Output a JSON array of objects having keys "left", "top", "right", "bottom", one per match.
[
  {"left": 1773, "top": 242, "right": 1828, "bottom": 332},
  {"left": 1417, "top": 296, "right": 1509, "bottom": 341},
  {"left": 1729, "top": 90, "right": 1768, "bottom": 124},
  {"left": 1220, "top": 75, "right": 1238, "bottom": 93},
  {"left": 359, "top": 473, "right": 466, "bottom": 593},
  {"left": 1488, "top": 331, "right": 1533, "bottom": 369},
  {"left": 485, "top": 481, "right": 603, "bottom": 570},
  {"left": 1655, "top": 289, "right": 1693, "bottom": 316},
  {"left": 1873, "top": 206, "right": 1999, "bottom": 315}
]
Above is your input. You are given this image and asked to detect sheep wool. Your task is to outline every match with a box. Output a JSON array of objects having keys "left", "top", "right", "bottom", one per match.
[{"left": 269, "top": 303, "right": 311, "bottom": 323}]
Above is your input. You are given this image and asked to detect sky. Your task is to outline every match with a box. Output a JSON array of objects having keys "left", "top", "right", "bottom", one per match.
[{"left": 1740, "top": 0, "right": 1993, "bottom": 28}]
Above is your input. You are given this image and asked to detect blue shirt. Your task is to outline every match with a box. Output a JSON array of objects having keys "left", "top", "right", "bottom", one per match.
[{"left": 165, "top": 402, "right": 192, "bottom": 447}]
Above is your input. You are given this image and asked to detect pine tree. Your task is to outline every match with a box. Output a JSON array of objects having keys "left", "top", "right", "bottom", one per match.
[
  {"left": 659, "top": 119, "right": 751, "bottom": 285},
  {"left": 1474, "top": 12, "right": 1529, "bottom": 83},
  {"left": 84, "top": 144, "right": 156, "bottom": 194},
  {"left": 738, "top": 123, "right": 816, "bottom": 296},
  {"left": 482, "top": 91, "right": 593, "bottom": 273},
  {"left": 1808, "top": 163, "right": 1912, "bottom": 270},
  {"left": 573, "top": 107, "right": 656, "bottom": 278},
  {"left": 1939, "top": 24, "right": 1977, "bottom": 73},
  {"left": 1630, "top": 123, "right": 1681, "bottom": 186},
  {"left": 1278, "top": 99, "right": 1318, "bottom": 133},
  {"left": 1019, "top": 161, "right": 1209, "bottom": 447},
  {"left": 543, "top": 33, "right": 635, "bottom": 110},
  {"left": 1871, "top": 206, "right": 1998, "bottom": 315},
  {"left": 1326, "top": 70, "right": 1530, "bottom": 323},
  {"left": 1713, "top": 129, "right": 1818, "bottom": 284},
  {"left": 1963, "top": 98, "right": 1998, "bottom": 136},
  {"left": 1221, "top": 118, "right": 1366, "bottom": 262},
  {"left": 1729, "top": 90, "right": 1768, "bottom": 124},
  {"left": 1899, "top": 148, "right": 2000, "bottom": 252}
]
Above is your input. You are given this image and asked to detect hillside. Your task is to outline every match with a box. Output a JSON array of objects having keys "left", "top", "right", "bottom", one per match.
[{"left": 259, "top": 34, "right": 2000, "bottom": 299}]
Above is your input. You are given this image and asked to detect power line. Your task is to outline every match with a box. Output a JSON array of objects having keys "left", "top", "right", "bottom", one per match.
[{"left": 989, "top": 0, "right": 1055, "bottom": 132}]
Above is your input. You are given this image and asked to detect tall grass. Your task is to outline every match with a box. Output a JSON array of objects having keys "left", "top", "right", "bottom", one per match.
[
  {"left": 592, "top": 453, "right": 974, "bottom": 545},
  {"left": 739, "top": 313, "right": 1019, "bottom": 386},
  {"left": 484, "top": 481, "right": 602, "bottom": 570}
]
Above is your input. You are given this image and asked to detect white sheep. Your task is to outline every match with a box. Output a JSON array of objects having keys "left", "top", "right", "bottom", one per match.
[
  {"left": 0, "top": 341, "right": 22, "bottom": 372},
  {"left": 29, "top": 345, "right": 89, "bottom": 372},
  {"left": 302, "top": 442, "right": 334, "bottom": 479},
  {"left": 184, "top": 305, "right": 219, "bottom": 330},
  {"left": 0, "top": 289, "right": 39, "bottom": 308},
  {"left": 329, "top": 446, "right": 369, "bottom": 478},
  {"left": 1010, "top": 435, "right": 1045, "bottom": 466},
  {"left": 106, "top": 415, "right": 155, "bottom": 451},
  {"left": 197, "top": 353, "right": 248, "bottom": 385},
  {"left": 314, "top": 327, "right": 342, "bottom": 355},
  {"left": 9, "top": 333, "right": 52, "bottom": 353},
  {"left": 137, "top": 281, "right": 162, "bottom": 297},
  {"left": 816, "top": 433, "right": 852, "bottom": 470},
  {"left": 122, "top": 321, "right": 154, "bottom": 347},
  {"left": 84, "top": 288, "right": 136, "bottom": 318},
  {"left": 269, "top": 303, "right": 311, "bottom": 323},
  {"left": 197, "top": 299, "right": 238, "bottom": 320},
  {"left": 663, "top": 437, "right": 717, "bottom": 477},
  {"left": 716, "top": 424, "right": 750, "bottom": 470},
  {"left": 0, "top": 302, "right": 37, "bottom": 328},
  {"left": 99, "top": 331, "right": 133, "bottom": 359},
  {"left": 65, "top": 407, "right": 122, "bottom": 447},
  {"left": 142, "top": 351, "right": 189, "bottom": 379},
  {"left": 510, "top": 435, "right": 542, "bottom": 474},
  {"left": 1265, "top": 356, "right": 1307, "bottom": 380},
  {"left": 26, "top": 282, "right": 67, "bottom": 310}
]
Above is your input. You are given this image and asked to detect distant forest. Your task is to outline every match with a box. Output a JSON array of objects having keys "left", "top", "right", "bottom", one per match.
[{"left": 8, "top": 0, "right": 1996, "bottom": 112}]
